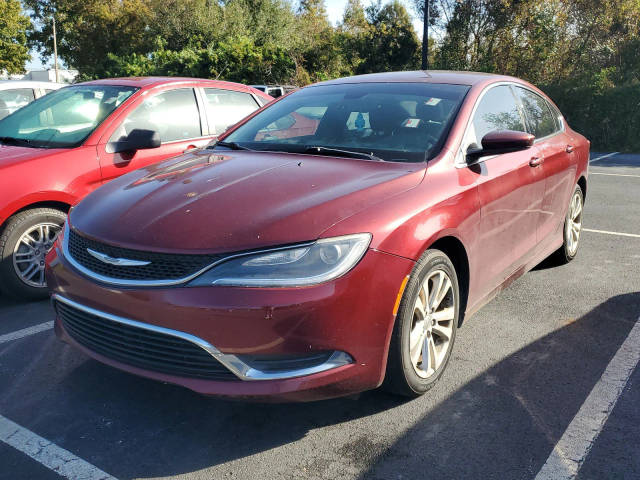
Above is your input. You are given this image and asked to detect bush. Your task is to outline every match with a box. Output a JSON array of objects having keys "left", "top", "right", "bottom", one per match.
[{"left": 545, "top": 82, "right": 640, "bottom": 152}]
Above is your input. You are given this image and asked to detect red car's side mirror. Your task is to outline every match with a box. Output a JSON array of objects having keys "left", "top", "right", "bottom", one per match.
[{"left": 467, "top": 130, "right": 535, "bottom": 159}]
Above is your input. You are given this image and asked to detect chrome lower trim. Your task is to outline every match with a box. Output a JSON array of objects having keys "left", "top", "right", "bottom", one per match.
[{"left": 52, "top": 294, "right": 353, "bottom": 381}]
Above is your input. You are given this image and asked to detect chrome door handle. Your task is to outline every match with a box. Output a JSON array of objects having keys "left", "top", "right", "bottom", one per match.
[
  {"left": 566, "top": 145, "right": 575, "bottom": 153},
  {"left": 529, "top": 157, "right": 544, "bottom": 167}
]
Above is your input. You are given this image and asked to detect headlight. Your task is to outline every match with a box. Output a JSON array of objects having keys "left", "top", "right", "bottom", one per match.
[{"left": 188, "top": 233, "right": 371, "bottom": 287}]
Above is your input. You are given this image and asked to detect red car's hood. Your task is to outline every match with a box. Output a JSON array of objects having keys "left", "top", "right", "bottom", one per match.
[
  {"left": 71, "top": 149, "right": 424, "bottom": 253},
  {"left": 0, "top": 144, "right": 62, "bottom": 168}
]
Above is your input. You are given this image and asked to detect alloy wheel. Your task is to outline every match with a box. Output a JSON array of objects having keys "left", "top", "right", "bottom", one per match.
[
  {"left": 409, "top": 269, "right": 456, "bottom": 379},
  {"left": 12, "top": 222, "right": 62, "bottom": 288},
  {"left": 566, "top": 190, "right": 583, "bottom": 257}
]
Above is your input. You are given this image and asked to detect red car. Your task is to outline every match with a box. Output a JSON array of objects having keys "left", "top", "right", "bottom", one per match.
[
  {"left": 0, "top": 77, "right": 271, "bottom": 299},
  {"left": 46, "top": 71, "right": 589, "bottom": 401}
]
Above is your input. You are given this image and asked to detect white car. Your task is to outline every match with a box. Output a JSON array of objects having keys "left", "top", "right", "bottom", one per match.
[{"left": 0, "top": 81, "right": 66, "bottom": 120}]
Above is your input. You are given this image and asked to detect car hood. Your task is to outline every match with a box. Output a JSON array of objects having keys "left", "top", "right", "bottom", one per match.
[
  {"left": 71, "top": 149, "right": 424, "bottom": 253},
  {"left": 0, "top": 144, "right": 62, "bottom": 168}
]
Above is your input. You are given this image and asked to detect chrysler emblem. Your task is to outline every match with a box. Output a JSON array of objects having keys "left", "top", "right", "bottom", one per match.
[{"left": 86, "top": 248, "right": 151, "bottom": 266}]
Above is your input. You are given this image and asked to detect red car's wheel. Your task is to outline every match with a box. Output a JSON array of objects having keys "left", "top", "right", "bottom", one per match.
[
  {"left": 0, "top": 208, "right": 66, "bottom": 300},
  {"left": 552, "top": 184, "right": 584, "bottom": 264},
  {"left": 384, "top": 249, "right": 459, "bottom": 397}
]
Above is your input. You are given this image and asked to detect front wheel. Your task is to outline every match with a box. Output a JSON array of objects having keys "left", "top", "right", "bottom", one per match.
[
  {"left": 383, "top": 249, "right": 459, "bottom": 397},
  {"left": 0, "top": 208, "right": 66, "bottom": 301}
]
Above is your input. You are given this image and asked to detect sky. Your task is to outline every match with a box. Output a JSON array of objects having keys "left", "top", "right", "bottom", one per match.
[{"left": 26, "top": 0, "right": 423, "bottom": 71}]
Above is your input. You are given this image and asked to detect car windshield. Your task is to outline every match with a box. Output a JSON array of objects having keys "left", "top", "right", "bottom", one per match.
[
  {"left": 220, "top": 82, "right": 470, "bottom": 162},
  {"left": 0, "top": 85, "right": 137, "bottom": 148}
]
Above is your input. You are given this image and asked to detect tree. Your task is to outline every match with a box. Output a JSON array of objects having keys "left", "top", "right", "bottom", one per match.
[
  {"left": 0, "top": 0, "right": 31, "bottom": 74},
  {"left": 357, "top": 1, "right": 420, "bottom": 74},
  {"left": 25, "top": 0, "right": 152, "bottom": 78}
]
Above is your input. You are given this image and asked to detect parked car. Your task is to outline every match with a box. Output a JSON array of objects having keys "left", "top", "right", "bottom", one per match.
[
  {"left": 0, "top": 77, "right": 271, "bottom": 299},
  {"left": 46, "top": 71, "right": 589, "bottom": 401},
  {"left": 250, "top": 84, "right": 296, "bottom": 98},
  {"left": 0, "top": 81, "right": 65, "bottom": 120}
]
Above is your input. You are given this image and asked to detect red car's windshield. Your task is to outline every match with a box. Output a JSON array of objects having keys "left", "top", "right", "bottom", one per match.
[
  {"left": 221, "top": 82, "right": 470, "bottom": 162},
  {"left": 0, "top": 85, "right": 137, "bottom": 149}
]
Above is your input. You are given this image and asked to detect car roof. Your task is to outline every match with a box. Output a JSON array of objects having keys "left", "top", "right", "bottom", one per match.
[
  {"left": 313, "top": 70, "right": 523, "bottom": 87},
  {"left": 0, "top": 80, "right": 66, "bottom": 90},
  {"left": 78, "top": 76, "right": 250, "bottom": 90}
]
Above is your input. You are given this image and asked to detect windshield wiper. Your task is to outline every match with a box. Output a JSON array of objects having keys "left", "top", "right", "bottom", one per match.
[
  {"left": 0, "top": 136, "right": 35, "bottom": 147},
  {"left": 304, "top": 146, "right": 383, "bottom": 162},
  {"left": 210, "top": 140, "right": 250, "bottom": 151}
]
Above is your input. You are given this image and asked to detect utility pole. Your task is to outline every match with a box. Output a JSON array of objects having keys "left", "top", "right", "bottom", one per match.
[
  {"left": 52, "top": 13, "right": 59, "bottom": 83},
  {"left": 421, "top": 0, "right": 429, "bottom": 70}
]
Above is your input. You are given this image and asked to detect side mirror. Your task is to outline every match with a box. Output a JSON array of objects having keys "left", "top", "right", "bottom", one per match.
[
  {"left": 112, "top": 129, "right": 161, "bottom": 154},
  {"left": 467, "top": 130, "right": 534, "bottom": 159}
]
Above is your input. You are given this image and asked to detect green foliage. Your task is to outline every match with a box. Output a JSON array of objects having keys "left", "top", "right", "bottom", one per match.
[
  {"left": 431, "top": 0, "right": 640, "bottom": 151},
  {"left": 0, "top": 0, "right": 31, "bottom": 73},
  {"left": 545, "top": 82, "right": 640, "bottom": 153},
  {"left": 21, "top": 0, "right": 640, "bottom": 151}
]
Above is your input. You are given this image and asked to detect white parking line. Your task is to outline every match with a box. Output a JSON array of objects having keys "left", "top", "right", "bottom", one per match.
[
  {"left": 0, "top": 321, "right": 53, "bottom": 344},
  {"left": 590, "top": 172, "right": 640, "bottom": 178},
  {"left": 583, "top": 228, "right": 640, "bottom": 239},
  {"left": 589, "top": 152, "right": 619, "bottom": 163},
  {"left": 534, "top": 317, "right": 640, "bottom": 480},
  {"left": 0, "top": 415, "right": 117, "bottom": 480}
]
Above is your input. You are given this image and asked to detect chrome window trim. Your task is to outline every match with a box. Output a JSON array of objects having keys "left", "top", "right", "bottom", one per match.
[
  {"left": 61, "top": 222, "right": 315, "bottom": 287},
  {"left": 53, "top": 294, "right": 353, "bottom": 381},
  {"left": 455, "top": 81, "right": 565, "bottom": 169}
]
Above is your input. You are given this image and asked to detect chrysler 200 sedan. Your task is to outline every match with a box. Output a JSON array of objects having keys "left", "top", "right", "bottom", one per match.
[{"left": 46, "top": 71, "right": 589, "bottom": 401}]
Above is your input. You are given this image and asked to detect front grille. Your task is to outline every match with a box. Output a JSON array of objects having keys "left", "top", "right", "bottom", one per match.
[
  {"left": 56, "top": 300, "right": 237, "bottom": 381},
  {"left": 67, "top": 228, "right": 222, "bottom": 281}
]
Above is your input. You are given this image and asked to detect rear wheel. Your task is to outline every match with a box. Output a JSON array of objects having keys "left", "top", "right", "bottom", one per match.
[
  {"left": 0, "top": 208, "right": 66, "bottom": 301},
  {"left": 552, "top": 185, "right": 584, "bottom": 264},
  {"left": 384, "top": 249, "right": 459, "bottom": 397}
]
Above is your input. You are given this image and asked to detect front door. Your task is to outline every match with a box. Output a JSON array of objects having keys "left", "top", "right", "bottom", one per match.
[
  {"left": 464, "top": 85, "right": 546, "bottom": 297},
  {"left": 97, "top": 87, "right": 213, "bottom": 183}
]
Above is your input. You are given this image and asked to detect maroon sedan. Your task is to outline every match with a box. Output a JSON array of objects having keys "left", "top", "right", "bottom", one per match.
[{"left": 46, "top": 71, "right": 589, "bottom": 401}]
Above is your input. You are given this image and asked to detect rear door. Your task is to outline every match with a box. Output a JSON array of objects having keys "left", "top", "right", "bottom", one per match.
[
  {"left": 463, "top": 84, "right": 546, "bottom": 294},
  {"left": 199, "top": 87, "right": 262, "bottom": 136},
  {"left": 514, "top": 87, "right": 575, "bottom": 244},
  {"left": 97, "top": 87, "right": 212, "bottom": 183}
]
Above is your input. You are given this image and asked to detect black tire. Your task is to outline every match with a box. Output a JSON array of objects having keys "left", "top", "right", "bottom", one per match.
[
  {"left": 383, "top": 249, "right": 459, "bottom": 397},
  {"left": 551, "top": 184, "right": 584, "bottom": 265},
  {"left": 0, "top": 208, "right": 66, "bottom": 301}
]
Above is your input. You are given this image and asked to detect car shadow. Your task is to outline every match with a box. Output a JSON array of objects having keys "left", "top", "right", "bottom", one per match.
[{"left": 356, "top": 292, "right": 640, "bottom": 480}]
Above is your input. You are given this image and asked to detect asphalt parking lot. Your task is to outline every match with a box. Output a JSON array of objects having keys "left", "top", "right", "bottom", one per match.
[{"left": 1, "top": 151, "right": 639, "bottom": 480}]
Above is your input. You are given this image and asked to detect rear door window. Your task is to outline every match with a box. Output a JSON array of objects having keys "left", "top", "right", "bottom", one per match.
[
  {"left": 514, "top": 87, "right": 558, "bottom": 139},
  {"left": 202, "top": 88, "right": 260, "bottom": 135}
]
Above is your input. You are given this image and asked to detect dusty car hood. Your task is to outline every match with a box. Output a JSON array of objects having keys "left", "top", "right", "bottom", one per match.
[
  {"left": 0, "top": 144, "right": 63, "bottom": 168},
  {"left": 70, "top": 149, "right": 424, "bottom": 253}
]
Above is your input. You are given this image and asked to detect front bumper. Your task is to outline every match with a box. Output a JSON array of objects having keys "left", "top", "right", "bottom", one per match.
[{"left": 46, "top": 245, "right": 414, "bottom": 401}]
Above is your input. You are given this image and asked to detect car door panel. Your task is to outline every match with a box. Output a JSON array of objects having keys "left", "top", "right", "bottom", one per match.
[
  {"left": 462, "top": 85, "right": 545, "bottom": 298},
  {"left": 514, "top": 87, "right": 575, "bottom": 245},
  {"left": 536, "top": 133, "right": 575, "bottom": 242},
  {"left": 472, "top": 147, "right": 545, "bottom": 294},
  {"left": 97, "top": 87, "right": 215, "bottom": 184}
]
